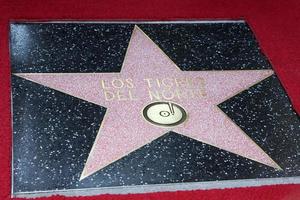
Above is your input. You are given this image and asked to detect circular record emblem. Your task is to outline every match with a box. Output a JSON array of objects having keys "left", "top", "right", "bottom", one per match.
[{"left": 143, "top": 102, "right": 187, "bottom": 127}]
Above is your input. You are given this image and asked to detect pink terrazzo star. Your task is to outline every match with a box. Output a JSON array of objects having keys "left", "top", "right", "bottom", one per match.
[{"left": 15, "top": 26, "right": 280, "bottom": 180}]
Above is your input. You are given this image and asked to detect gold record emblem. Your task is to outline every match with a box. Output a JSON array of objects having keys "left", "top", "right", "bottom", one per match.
[{"left": 143, "top": 102, "right": 187, "bottom": 127}]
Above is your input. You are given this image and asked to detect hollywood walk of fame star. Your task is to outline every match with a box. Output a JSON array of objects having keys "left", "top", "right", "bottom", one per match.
[{"left": 15, "top": 25, "right": 281, "bottom": 180}]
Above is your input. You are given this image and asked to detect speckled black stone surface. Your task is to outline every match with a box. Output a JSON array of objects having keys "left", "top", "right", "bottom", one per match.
[
  {"left": 10, "top": 23, "right": 134, "bottom": 73},
  {"left": 10, "top": 21, "right": 300, "bottom": 196},
  {"left": 139, "top": 23, "right": 272, "bottom": 70}
]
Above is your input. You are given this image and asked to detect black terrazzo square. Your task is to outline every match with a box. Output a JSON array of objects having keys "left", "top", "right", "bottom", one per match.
[{"left": 10, "top": 20, "right": 300, "bottom": 198}]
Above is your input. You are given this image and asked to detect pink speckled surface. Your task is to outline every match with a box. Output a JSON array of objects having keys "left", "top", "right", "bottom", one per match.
[{"left": 16, "top": 26, "right": 278, "bottom": 180}]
